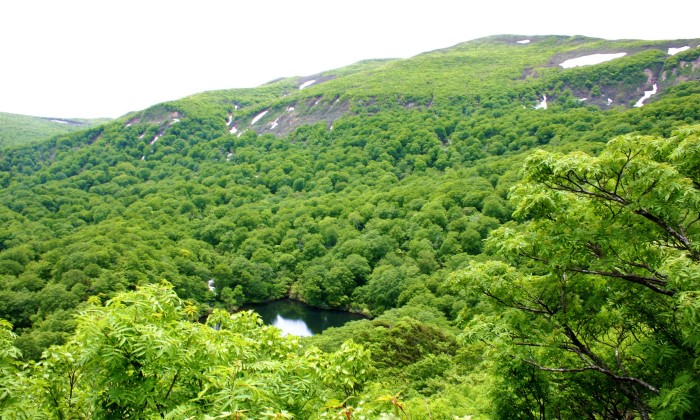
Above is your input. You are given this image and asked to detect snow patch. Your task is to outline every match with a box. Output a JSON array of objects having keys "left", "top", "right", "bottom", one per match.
[
  {"left": 50, "top": 119, "right": 69, "bottom": 124},
  {"left": 516, "top": 40, "right": 531, "bottom": 44},
  {"left": 668, "top": 46, "right": 690, "bottom": 56},
  {"left": 607, "top": 98, "right": 613, "bottom": 106},
  {"left": 141, "top": 155, "right": 146, "bottom": 160},
  {"left": 299, "top": 79, "right": 316, "bottom": 89},
  {"left": 534, "top": 95, "right": 547, "bottom": 110},
  {"left": 251, "top": 110, "right": 268, "bottom": 125},
  {"left": 138, "top": 134, "right": 145, "bottom": 139},
  {"left": 126, "top": 123, "right": 132, "bottom": 127},
  {"left": 150, "top": 136, "right": 159, "bottom": 145},
  {"left": 560, "top": 53, "right": 627, "bottom": 68},
  {"left": 229, "top": 126, "right": 238, "bottom": 134},
  {"left": 208, "top": 279, "right": 215, "bottom": 292},
  {"left": 288, "top": 107, "right": 295, "bottom": 112},
  {"left": 270, "top": 118, "right": 280, "bottom": 130},
  {"left": 226, "top": 114, "right": 233, "bottom": 126},
  {"left": 634, "top": 84, "right": 658, "bottom": 107},
  {"left": 170, "top": 118, "right": 180, "bottom": 125}
]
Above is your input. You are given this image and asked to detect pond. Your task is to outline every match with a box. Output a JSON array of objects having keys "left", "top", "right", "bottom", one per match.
[{"left": 245, "top": 299, "right": 364, "bottom": 337}]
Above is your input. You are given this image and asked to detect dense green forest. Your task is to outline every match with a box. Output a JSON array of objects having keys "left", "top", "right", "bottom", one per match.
[{"left": 1, "top": 35, "right": 700, "bottom": 418}]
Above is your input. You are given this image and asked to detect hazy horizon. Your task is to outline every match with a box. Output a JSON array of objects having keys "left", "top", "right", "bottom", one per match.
[{"left": 1, "top": 0, "right": 698, "bottom": 118}]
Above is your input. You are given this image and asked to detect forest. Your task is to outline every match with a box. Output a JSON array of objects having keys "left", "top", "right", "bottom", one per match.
[{"left": 1, "top": 35, "right": 700, "bottom": 418}]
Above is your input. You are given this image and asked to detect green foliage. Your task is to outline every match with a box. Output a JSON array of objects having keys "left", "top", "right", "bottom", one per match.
[
  {"left": 2, "top": 284, "right": 373, "bottom": 418},
  {"left": 1, "top": 35, "right": 699, "bottom": 418},
  {"left": 454, "top": 125, "right": 700, "bottom": 419},
  {"left": 0, "top": 319, "right": 22, "bottom": 414},
  {"left": 220, "top": 284, "right": 244, "bottom": 310},
  {"left": 0, "top": 112, "right": 110, "bottom": 148}
]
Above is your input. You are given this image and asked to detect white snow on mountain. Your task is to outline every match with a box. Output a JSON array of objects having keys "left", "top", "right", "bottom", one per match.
[
  {"left": 560, "top": 53, "right": 627, "bottom": 68},
  {"left": 634, "top": 84, "right": 658, "bottom": 107},
  {"left": 251, "top": 110, "right": 268, "bottom": 125},
  {"left": 668, "top": 46, "right": 690, "bottom": 55},
  {"left": 299, "top": 80, "right": 316, "bottom": 89}
]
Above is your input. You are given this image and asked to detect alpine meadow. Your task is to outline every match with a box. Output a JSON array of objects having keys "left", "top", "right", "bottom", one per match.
[{"left": 2, "top": 35, "right": 700, "bottom": 418}]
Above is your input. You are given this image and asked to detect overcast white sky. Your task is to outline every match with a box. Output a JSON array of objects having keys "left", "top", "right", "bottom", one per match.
[{"left": 1, "top": 0, "right": 698, "bottom": 119}]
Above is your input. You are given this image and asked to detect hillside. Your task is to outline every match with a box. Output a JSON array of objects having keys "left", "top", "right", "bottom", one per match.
[
  {"left": 179, "top": 35, "right": 700, "bottom": 137},
  {"left": 1, "top": 35, "right": 700, "bottom": 418},
  {"left": 0, "top": 112, "right": 111, "bottom": 147}
]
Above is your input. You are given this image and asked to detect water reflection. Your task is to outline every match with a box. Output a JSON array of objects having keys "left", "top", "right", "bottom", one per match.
[
  {"left": 272, "top": 315, "right": 313, "bottom": 337},
  {"left": 245, "top": 299, "right": 364, "bottom": 336}
]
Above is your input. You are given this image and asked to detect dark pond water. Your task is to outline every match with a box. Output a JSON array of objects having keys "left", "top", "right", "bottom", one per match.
[{"left": 245, "top": 299, "right": 364, "bottom": 337}]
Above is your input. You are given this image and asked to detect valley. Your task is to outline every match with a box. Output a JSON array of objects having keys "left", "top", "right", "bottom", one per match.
[{"left": 1, "top": 34, "right": 700, "bottom": 418}]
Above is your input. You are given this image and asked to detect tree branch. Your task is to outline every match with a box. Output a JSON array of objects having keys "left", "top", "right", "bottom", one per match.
[
  {"left": 518, "top": 252, "right": 675, "bottom": 296},
  {"left": 482, "top": 290, "right": 553, "bottom": 315},
  {"left": 549, "top": 171, "right": 697, "bottom": 262},
  {"left": 567, "top": 267, "right": 675, "bottom": 296},
  {"left": 634, "top": 208, "right": 698, "bottom": 261},
  {"left": 163, "top": 370, "right": 180, "bottom": 402},
  {"left": 560, "top": 325, "right": 660, "bottom": 395},
  {"left": 525, "top": 354, "right": 659, "bottom": 395}
]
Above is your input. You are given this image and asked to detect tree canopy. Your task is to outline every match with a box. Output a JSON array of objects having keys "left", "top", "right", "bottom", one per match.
[
  {"left": 454, "top": 125, "right": 700, "bottom": 418},
  {"left": 1, "top": 35, "right": 700, "bottom": 418}
]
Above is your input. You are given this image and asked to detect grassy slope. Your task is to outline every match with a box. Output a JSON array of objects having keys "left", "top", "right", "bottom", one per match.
[
  {"left": 0, "top": 112, "right": 111, "bottom": 147},
  {"left": 168, "top": 35, "right": 700, "bottom": 133}
]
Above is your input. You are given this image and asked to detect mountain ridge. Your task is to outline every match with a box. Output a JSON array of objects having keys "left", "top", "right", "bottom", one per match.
[
  {"left": 131, "top": 34, "right": 699, "bottom": 137},
  {"left": 4, "top": 35, "right": 697, "bottom": 146}
]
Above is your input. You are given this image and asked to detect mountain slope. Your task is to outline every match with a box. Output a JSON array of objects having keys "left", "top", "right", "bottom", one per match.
[
  {"left": 168, "top": 35, "right": 700, "bottom": 137},
  {"left": 0, "top": 112, "right": 111, "bottom": 147}
]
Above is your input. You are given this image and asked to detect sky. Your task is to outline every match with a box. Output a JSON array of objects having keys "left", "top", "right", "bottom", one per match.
[{"left": 1, "top": 0, "right": 698, "bottom": 119}]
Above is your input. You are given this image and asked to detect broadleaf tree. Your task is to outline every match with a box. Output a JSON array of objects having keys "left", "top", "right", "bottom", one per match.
[
  {"left": 2, "top": 283, "right": 372, "bottom": 418},
  {"left": 453, "top": 125, "right": 700, "bottom": 419}
]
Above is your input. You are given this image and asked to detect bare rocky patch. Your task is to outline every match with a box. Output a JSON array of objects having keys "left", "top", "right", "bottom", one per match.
[
  {"left": 295, "top": 74, "right": 336, "bottom": 90},
  {"left": 126, "top": 110, "right": 183, "bottom": 126},
  {"left": 247, "top": 97, "right": 350, "bottom": 136}
]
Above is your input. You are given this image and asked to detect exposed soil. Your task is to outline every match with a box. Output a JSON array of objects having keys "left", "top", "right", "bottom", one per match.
[{"left": 250, "top": 98, "right": 350, "bottom": 136}]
